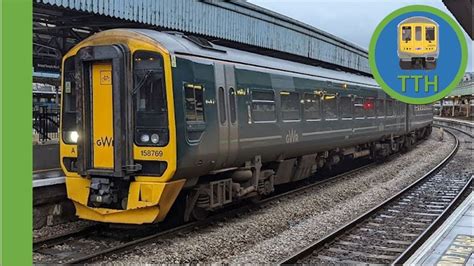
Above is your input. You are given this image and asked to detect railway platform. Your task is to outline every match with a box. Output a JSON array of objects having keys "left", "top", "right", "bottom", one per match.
[
  {"left": 33, "top": 168, "right": 70, "bottom": 229},
  {"left": 405, "top": 187, "right": 474, "bottom": 265}
]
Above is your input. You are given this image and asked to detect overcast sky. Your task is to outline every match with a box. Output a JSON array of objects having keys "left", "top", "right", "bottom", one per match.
[{"left": 248, "top": 0, "right": 473, "bottom": 72}]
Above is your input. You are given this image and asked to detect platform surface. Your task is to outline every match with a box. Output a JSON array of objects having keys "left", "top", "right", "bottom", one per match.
[
  {"left": 406, "top": 191, "right": 474, "bottom": 265},
  {"left": 33, "top": 169, "right": 65, "bottom": 187},
  {"left": 434, "top": 116, "right": 474, "bottom": 126}
]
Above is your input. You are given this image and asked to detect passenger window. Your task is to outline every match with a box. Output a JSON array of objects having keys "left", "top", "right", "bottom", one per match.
[
  {"left": 398, "top": 102, "right": 405, "bottom": 116},
  {"left": 303, "top": 93, "right": 321, "bottom": 120},
  {"left": 386, "top": 100, "right": 394, "bottom": 116},
  {"left": 280, "top": 91, "right": 300, "bottom": 121},
  {"left": 322, "top": 94, "right": 338, "bottom": 119},
  {"left": 340, "top": 97, "right": 352, "bottom": 118},
  {"left": 354, "top": 97, "right": 365, "bottom": 118},
  {"left": 251, "top": 90, "right": 276, "bottom": 122},
  {"left": 402, "top": 26, "right": 412, "bottom": 41},
  {"left": 218, "top": 87, "right": 226, "bottom": 124},
  {"left": 365, "top": 98, "right": 375, "bottom": 117},
  {"left": 184, "top": 83, "right": 205, "bottom": 122},
  {"left": 415, "top": 26, "right": 422, "bottom": 41},
  {"left": 376, "top": 99, "right": 385, "bottom": 117},
  {"left": 426, "top": 27, "right": 435, "bottom": 41},
  {"left": 229, "top": 88, "right": 237, "bottom": 124}
]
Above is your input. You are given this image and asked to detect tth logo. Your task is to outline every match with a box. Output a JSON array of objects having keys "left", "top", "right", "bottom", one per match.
[
  {"left": 286, "top": 129, "right": 299, "bottom": 144},
  {"left": 96, "top": 136, "right": 113, "bottom": 147}
]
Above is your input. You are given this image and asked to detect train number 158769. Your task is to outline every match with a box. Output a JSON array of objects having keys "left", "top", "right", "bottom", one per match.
[{"left": 140, "top": 150, "right": 164, "bottom": 158}]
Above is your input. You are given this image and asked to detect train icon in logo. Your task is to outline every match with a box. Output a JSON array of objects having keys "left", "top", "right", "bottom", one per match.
[{"left": 397, "top": 17, "right": 439, "bottom": 70}]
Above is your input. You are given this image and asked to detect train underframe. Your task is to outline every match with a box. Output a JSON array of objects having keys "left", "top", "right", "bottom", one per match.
[
  {"left": 181, "top": 125, "right": 432, "bottom": 222},
  {"left": 399, "top": 57, "right": 437, "bottom": 70}
]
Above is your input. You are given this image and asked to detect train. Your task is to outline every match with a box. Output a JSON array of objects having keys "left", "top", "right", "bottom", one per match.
[
  {"left": 60, "top": 29, "right": 433, "bottom": 224},
  {"left": 398, "top": 17, "right": 439, "bottom": 70}
]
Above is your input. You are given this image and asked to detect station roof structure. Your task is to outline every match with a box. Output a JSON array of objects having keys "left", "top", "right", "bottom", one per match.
[
  {"left": 34, "top": 0, "right": 371, "bottom": 85},
  {"left": 448, "top": 80, "right": 474, "bottom": 97}
]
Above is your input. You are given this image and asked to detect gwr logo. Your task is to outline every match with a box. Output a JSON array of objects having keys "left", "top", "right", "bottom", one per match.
[
  {"left": 96, "top": 136, "right": 114, "bottom": 147},
  {"left": 286, "top": 129, "right": 299, "bottom": 144},
  {"left": 100, "top": 70, "right": 112, "bottom": 85}
]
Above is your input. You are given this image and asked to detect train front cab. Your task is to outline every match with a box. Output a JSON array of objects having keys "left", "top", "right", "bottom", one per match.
[
  {"left": 398, "top": 17, "right": 438, "bottom": 70},
  {"left": 60, "top": 30, "right": 185, "bottom": 224}
]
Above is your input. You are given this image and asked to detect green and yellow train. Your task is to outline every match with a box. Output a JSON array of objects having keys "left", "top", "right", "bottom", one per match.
[
  {"left": 60, "top": 29, "right": 433, "bottom": 224},
  {"left": 398, "top": 17, "right": 439, "bottom": 70}
]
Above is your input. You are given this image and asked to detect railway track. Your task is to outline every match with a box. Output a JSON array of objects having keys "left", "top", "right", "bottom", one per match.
[
  {"left": 33, "top": 224, "right": 102, "bottom": 251},
  {"left": 279, "top": 127, "right": 472, "bottom": 264},
  {"left": 33, "top": 155, "right": 385, "bottom": 264}
]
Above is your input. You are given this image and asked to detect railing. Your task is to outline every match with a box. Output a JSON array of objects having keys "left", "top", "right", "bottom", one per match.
[{"left": 33, "top": 105, "right": 60, "bottom": 143}]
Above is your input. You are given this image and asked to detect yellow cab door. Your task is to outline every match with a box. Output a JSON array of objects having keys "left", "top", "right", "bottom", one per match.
[
  {"left": 413, "top": 24, "right": 424, "bottom": 54},
  {"left": 91, "top": 62, "right": 115, "bottom": 169}
]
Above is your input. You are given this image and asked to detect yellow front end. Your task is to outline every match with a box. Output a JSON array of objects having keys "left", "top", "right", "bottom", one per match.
[
  {"left": 65, "top": 175, "right": 184, "bottom": 223},
  {"left": 399, "top": 22, "right": 438, "bottom": 56},
  {"left": 60, "top": 30, "right": 183, "bottom": 224}
]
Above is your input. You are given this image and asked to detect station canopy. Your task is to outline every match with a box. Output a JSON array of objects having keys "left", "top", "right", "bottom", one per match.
[{"left": 34, "top": 0, "right": 373, "bottom": 87}]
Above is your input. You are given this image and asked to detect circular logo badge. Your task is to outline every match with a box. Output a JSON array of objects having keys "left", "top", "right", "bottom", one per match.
[{"left": 369, "top": 5, "right": 468, "bottom": 104}]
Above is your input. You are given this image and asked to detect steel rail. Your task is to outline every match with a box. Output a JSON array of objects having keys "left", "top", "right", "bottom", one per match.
[{"left": 278, "top": 127, "right": 460, "bottom": 264}]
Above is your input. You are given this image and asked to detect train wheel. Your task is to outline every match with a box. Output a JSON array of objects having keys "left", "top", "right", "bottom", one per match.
[
  {"left": 191, "top": 206, "right": 209, "bottom": 221},
  {"left": 402, "top": 136, "right": 413, "bottom": 152}
]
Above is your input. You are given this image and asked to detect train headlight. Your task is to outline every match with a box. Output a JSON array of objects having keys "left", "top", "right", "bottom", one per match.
[
  {"left": 151, "top": 133, "right": 160, "bottom": 144},
  {"left": 69, "top": 131, "right": 79, "bottom": 143},
  {"left": 140, "top": 134, "right": 150, "bottom": 143}
]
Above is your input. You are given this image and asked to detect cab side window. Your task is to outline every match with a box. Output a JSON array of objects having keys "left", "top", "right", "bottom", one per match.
[{"left": 184, "top": 83, "right": 205, "bottom": 122}]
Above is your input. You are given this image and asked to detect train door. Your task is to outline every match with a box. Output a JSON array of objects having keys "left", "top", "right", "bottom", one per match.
[
  {"left": 75, "top": 45, "right": 132, "bottom": 177},
  {"left": 215, "top": 63, "right": 229, "bottom": 168},
  {"left": 413, "top": 24, "right": 423, "bottom": 51},
  {"left": 91, "top": 63, "right": 115, "bottom": 169},
  {"left": 224, "top": 64, "right": 239, "bottom": 166},
  {"left": 214, "top": 63, "right": 239, "bottom": 168}
]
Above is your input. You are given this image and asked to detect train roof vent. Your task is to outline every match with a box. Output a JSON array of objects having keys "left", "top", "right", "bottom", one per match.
[{"left": 183, "top": 35, "right": 227, "bottom": 53}]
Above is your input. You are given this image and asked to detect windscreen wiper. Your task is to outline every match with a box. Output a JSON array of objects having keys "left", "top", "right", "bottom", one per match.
[{"left": 132, "top": 70, "right": 154, "bottom": 95}]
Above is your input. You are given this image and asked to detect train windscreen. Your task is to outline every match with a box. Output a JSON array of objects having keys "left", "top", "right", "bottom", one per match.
[
  {"left": 133, "top": 51, "right": 168, "bottom": 146},
  {"left": 62, "top": 56, "right": 78, "bottom": 144},
  {"left": 402, "top": 26, "right": 411, "bottom": 41},
  {"left": 426, "top": 27, "right": 435, "bottom": 41}
]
